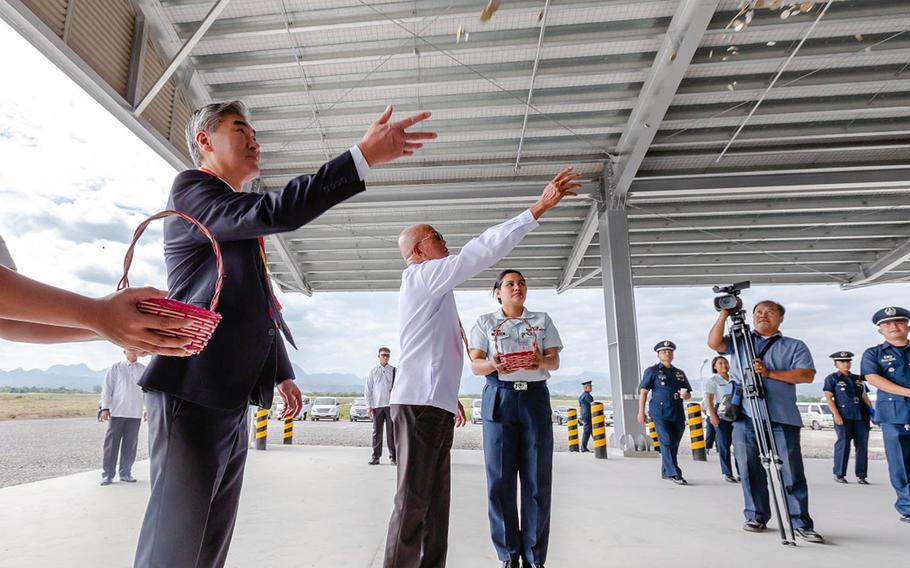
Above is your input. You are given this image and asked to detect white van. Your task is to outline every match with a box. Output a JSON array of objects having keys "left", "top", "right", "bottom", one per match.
[{"left": 797, "top": 402, "right": 834, "bottom": 430}]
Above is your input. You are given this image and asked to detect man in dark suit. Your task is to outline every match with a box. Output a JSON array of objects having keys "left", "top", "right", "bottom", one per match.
[{"left": 133, "top": 100, "right": 435, "bottom": 568}]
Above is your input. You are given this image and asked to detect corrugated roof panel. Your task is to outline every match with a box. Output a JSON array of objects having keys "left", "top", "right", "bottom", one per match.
[
  {"left": 21, "top": 0, "right": 68, "bottom": 38},
  {"left": 67, "top": 0, "right": 136, "bottom": 97}
]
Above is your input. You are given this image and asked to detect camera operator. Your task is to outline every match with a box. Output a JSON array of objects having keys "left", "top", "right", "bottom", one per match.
[{"left": 707, "top": 300, "right": 824, "bottom": 543}]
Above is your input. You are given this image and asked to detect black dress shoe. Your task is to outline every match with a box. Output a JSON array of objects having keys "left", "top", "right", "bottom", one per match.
[
  {"left": 795, "top": 527, "right": 825, "bottom": 543},
  {"left": 834, "top": 476, "right": 848, "bottom": 484},
  {"left": 724, "top": 474, "right": 738, "bottom": 483},
  {"left": 368, "top": 457, "right": 380, "bottom": 465},
  {"left": 743, "top": 520, "right": 767, "bottom": 532},
  {"left": 521, "top": 561, "right": 544, "bottom": 568},
  {"left": 501, "top": 560, "right": 519, "bottom": 568},
  {"left": 857, "top": 478, "right": 869, "bottom": 485},
  {"left": 900, "top": 514, "right": 910, "bottom": 523},
  {"left": 672, "top": 476, "right": 688, "bottom": 485}
]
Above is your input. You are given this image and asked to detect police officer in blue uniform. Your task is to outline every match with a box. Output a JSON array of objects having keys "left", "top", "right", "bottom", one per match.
[
  {"left": 823, "top": 351, "right": 872, "bottom": 484},
  {"left": 469, "top": 269, "right": 564, "bottom": 568},
  {"left": 861, "top": 306, "right": 910, "bottom": 523},
  {"left": 578, "top": 381, "right": 594, "bottom": 453},
  {"left": 637, "top": 341, "right": 692, "bottom": 485}
]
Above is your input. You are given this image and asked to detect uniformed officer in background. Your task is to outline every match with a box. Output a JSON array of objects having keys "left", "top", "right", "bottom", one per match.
[
  {"left": 861, "top": 306, "right": 910, "bottom": 523},
  {"left": 637, "top": 341, "right": 692, "bottom": 485},
  {"left": 578, "top": 381, "right": 594, "bottom": 453},
  {"left": 469, "top": 268, "right": 563, "bottom": 568},
  {"left": 823, "top": 351, "right": 871, "bottom": 484}
]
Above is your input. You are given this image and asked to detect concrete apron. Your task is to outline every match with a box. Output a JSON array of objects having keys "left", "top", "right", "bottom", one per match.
[{"left": 0, "top": 446, "right": 905, "bottom": 567}]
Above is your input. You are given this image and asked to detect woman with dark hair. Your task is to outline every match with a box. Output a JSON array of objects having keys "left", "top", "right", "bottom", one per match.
[
  {"left": 705, "top": 355, "right": 740, "bottom": 483},
  {"left": 468, "top": 269, "right": 563, "bottom": 568}
]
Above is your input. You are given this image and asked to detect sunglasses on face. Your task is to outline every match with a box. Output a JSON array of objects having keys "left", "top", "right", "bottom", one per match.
[{"left": 416, "top": 230, "right": 444, "bottom": 248}]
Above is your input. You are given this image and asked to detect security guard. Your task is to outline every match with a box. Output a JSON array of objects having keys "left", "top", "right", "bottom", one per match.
[
  {"left": 578, "top": 381, "right": 594, "bottom": 453},
  {"left": 637, "top": 341, "right": 692, "bottom": 485},
  {"left": 823, "top": 351, "right": 872, "bottom": 484},
  {"left": 861, "top": 306, "right": 910, "bottom": 523},
  {"left": 469, "top": 269, "right": 563, "bottom": 568}
]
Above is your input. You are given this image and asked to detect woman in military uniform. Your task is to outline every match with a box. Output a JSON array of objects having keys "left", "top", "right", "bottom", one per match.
[
  {"left": 468, "top": 269, "right": 563, "bottom": 568},
  {"left": 823, "top": 351, "right": 872, "bottom": 484},
  {"left": 637, "top": 341, "right": 692, "bottom": 485}
]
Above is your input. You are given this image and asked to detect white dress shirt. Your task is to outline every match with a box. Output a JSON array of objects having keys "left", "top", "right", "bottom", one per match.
[
  {"left": 0, "top": 234, "right": 15, "bottom": 270},
  {"left": 364, "top": 364, "right": 395, "bottom": 409},
  {"left": 391, "top": 210, "right": 539, "bottom": 414},
  {"left": 348, "top": 144, "right": 371, "bottom": 181},
  {"left": 100, "top": 360, "right": 146, "bottom": 419}
]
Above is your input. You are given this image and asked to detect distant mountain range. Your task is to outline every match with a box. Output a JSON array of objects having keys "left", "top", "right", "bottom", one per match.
[{"left": 0, "top": 363, "right": 826, "bottom": 398}]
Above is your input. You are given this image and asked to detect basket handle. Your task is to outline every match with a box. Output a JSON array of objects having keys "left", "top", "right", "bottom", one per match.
[
  {"left": 492, "top": 317, "right": 539, "bottom": 356},
  {"left": 117, "top": 210, "right": 224, "bottom": 312}
]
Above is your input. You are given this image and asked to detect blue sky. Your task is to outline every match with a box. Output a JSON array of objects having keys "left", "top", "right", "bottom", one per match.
[{"left": 0, "top": 19, "right": 904, "bottom": 386}]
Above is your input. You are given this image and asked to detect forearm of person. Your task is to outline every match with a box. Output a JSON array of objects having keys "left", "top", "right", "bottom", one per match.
[
  {"left": 470, "top": 350, "right": 495, "bottom": 375},
  {"left": 0, "top": 319, "right": 98, "bottom": 343},
  {"left": 866, "top": 373, "right": 910, "bottom": 397},
  {"left": 706, "top": 393, "right": 716, "bottom": 416},
  {"left": 638, "top": 389, "right": 648, "bottom": 415},
  {"left": 766, "top": 368, "right": 814, "bottom": 384},
  {"left": 539, "top": 348, "right": 559, "bottom": 371},
  {"left": 824, "top": 392, "right": 842, "bottom": 422},
  {"left": 707, "top": 314, "right": 727, "bottom": 351},
  {"left": 0, "top": 268, "right": 101, "bottom": 329}
]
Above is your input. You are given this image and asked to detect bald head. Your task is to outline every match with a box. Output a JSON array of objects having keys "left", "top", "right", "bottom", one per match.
[{"left": 399, "top": 224, "right": 447, "bottom": 263}]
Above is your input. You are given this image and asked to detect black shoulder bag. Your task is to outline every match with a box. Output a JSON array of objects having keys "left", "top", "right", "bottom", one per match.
[{"left": 717, "top": 335, "right": 782, "bottom": 422}]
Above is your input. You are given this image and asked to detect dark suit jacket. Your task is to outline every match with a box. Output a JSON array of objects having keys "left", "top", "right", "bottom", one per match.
[{"left": 140, "top": 151, "right": 365, "bottom": 409}]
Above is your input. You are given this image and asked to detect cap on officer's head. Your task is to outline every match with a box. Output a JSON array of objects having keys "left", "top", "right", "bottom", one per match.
[
  {"left": 654, "top": 340, "right": 676, "bottom": 352},
  {"left": 872, "top": 306, "right": 910, "bottom": 326},
  {"left": 829, "top": 351, "right": 853, "bottom": 361},
  {"left": 581, "top": 380, "right": 592, "bottom": 387}
]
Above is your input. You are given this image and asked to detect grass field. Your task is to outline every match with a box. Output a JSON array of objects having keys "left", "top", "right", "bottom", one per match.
[{"left": 0, "top": 393, "right": 98, "bottom": 421}]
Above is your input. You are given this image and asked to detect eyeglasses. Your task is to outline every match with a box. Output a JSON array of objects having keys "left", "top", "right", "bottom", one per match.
[
  {"left": 379, "top": 353, "right": 390, "bottom": 357},
  {"left": 416, "top": 230, "right": 443, "bottom": 247}
]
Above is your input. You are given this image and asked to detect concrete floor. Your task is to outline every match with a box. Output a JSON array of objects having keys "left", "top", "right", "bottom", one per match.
[{"left": 0, "top": 446, "right": 905, "bottom": 567}]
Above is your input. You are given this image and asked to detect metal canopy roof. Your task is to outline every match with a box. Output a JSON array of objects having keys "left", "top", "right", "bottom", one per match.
[{"left": 4, "top": 0, "right": 910, "bottom": 294}]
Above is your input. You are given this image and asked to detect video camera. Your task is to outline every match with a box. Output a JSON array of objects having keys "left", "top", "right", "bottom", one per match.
[{"left": 712, "top": 280, "right": 750, "bottom": 312}]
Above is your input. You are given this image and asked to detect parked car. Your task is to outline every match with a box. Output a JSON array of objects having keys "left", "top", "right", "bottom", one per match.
[
  {"left": 471, "top": 399, "right": 483, "bottom": 424},
  {"left": 602, "top": 404, "right": 614, "bottom": 426},
  {"left": 552, "top": 406, "right": 573, "bottom": 425},
  {"left": 311, "top": 397, "right": 340, "bottom": 421},
  {"left": 350, "top": 398, "right": 370, "bottom": 422},
  {"left": 271, "top": 395, "right": 311, "bottom": 421},
  {"left": 797, "top": 402, "right": 834, "bottom": 430}
]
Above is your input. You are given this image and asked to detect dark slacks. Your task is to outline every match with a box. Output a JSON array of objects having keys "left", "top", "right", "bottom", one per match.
[
  {"left": 713, "top": 404, "right": 738, "bottom": 477},
  {"left": 705, "top": 417, "right": 717, "bottom": 451},
  {"left": 580, "top": 419, "right": 592, "bottom": 451},
  {"left": 833, "top": 419, "right": 870, "bottom": 479},
  {"left": 372, "top": 406, "right": 396, "bottom": 460},
  {"left": 652, "top": 416, "right": 686, "bottom": 478},
  {"left": 134, "top": 391, "right": 249, "bottom": 568},
  {"left": 384, "top": 404, "right": 454, "bottom": 568},
  {"left": 733, "top": 418, "right": 813, "bottom": 529},
  {"left": 482, "top": 383, "right": 553, "bottom": 565},
  {"left": 881, "top": 422, "right": 910, "bottom": 515},
  {"left": 102, "top": 416, "right": 141, "bottom": 479}
]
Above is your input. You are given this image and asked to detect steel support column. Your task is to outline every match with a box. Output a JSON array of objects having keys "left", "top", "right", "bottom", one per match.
[{"left": 596, "top": 167, "right": 646, "bottom": 455}]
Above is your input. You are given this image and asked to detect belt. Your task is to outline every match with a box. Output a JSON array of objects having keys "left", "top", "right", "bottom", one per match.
[{"left": 486, "top": 377, "right": 548, "bottom": 391}]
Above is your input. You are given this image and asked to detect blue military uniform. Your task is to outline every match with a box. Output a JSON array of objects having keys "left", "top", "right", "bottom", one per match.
[
  {"left": 720, "top": 330, "right": 816, "bottom": 531},
  {"left": 639, "top": 341, "right": 691, "bottom": 481},
  {"left": 469, "top": 308, "right": 563, "bottom": 565},
  {"left": 823, "top": 351, "right": 870, "bottom": 482},
  {"left": 861, "top": 306, "right": 910, "bottom": 521},
  {"left": 578, "top": 383, "right": 594, "bottom": 452}
]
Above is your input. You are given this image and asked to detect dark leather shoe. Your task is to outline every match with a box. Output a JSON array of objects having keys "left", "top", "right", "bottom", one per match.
[
  {"left": 521, "top": 561, "right": 544, "bottom": 568},
  {"left": 834, "top": 476, "right": 848, "bottom": 484},
  {"left": 501, "top": 560, "right": 519, "bottom": 568},
  {"left": 120, "top": 475, "right": 137, "bottom": 483},
  {"left": 857, "top": 478, "right": 870, "bottom": 485},
  {"left": 724, "top": 475, "right": 738, "bottom": 483},
  {"left": 900, "top": 514, "right": 910, "bottom": 523},
  {"left": 368, "top": 457, "right": 380, "bottom": 465},
  {"left": 743, "top": 520, "right": 767, "bottom": 532},
  {"left": 795, "top": 527, "right": 825, "bottom": 543},
  {"left": 672, "top": 476, "right": 688, "bottom": 485},
  {"left": 100, "top": 477, "right": 113, "bottom": 486}
]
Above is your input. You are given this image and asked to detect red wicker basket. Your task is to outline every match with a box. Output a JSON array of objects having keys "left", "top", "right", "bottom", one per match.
[
  {"left": 117, "top": 210, "right": 223, "bottom": 354},
  {"left": 492, "top": 317, "right": 539, "bottom": 372}
]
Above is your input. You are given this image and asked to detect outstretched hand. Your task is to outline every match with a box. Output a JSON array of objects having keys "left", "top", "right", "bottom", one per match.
[
  {"left": 358, "top": 105, "right": 437, "bottom": 166},
  {"left": 90, "top": 287, "right": 196, "bottom": 356},
  {"left": 530, "top": 167, "right": 583, "bottom": 219}
]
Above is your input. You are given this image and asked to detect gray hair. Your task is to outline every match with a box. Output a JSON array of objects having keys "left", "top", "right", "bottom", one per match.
[{"left": 185, "top": 100, "right": 251, "bottom": 167}]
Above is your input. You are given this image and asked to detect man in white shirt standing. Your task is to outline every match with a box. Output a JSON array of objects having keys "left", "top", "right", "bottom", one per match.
[
  {"left": 383, "top": 166, "right": 581, "bottom": 568},
  {"left": 365, "top": 346, "right": 397, "bottom": 465},
  {"left": 99, "top": 349, "right": 146, "bottom": 486}
]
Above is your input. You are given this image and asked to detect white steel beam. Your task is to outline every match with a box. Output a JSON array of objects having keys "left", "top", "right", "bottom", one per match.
[{"left": 842, "top": 239, "right": 910, "bottom": 289}]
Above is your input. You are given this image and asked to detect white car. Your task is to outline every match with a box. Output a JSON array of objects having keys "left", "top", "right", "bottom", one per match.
[
  {"left": 350, "top": 398, "right": 370, "bottom": 422},
  {"left": 471, "top": 399, "right": 483, "bottom": 424},
  {"left": 311, "top": 397, "right": 340, "bottom": 421},
  {"left": 797, "top": 402, "right": 835, "bottom": 430},
  {"left": 272, "top": 395, "right": 311, "bottom": 421}
]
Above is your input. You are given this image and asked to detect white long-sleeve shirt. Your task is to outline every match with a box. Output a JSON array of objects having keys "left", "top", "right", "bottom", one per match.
[
  {"left": 391, "top": 210, "right": 539, "bottom": 414},
  {"left": 100, "top": 360, "right": 146, "bottom": 419},
  {"left": 364, "top": 364, "right": 395, "bottom": 409}
]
